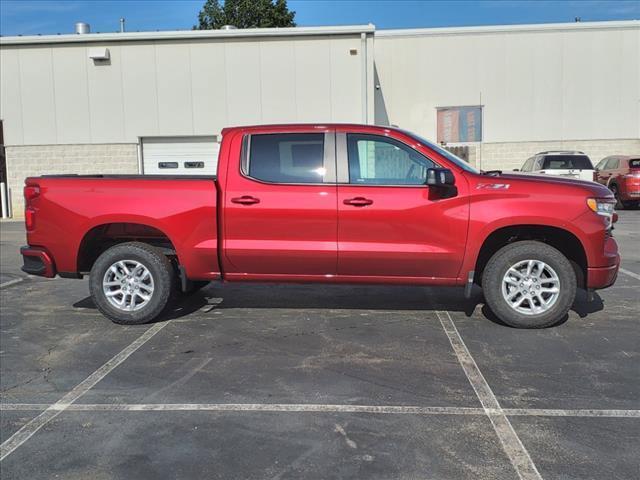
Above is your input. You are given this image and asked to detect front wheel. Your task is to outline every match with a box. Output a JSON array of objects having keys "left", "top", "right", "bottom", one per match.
[
  {"left": 89, "top": 242, "right": 176, "bottom": 325},
  {"left": 481, "top": 241, "right": 577, "bottom": 328}
]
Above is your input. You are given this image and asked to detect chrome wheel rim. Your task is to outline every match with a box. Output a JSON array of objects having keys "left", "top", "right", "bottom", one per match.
[
  {"left": 501, "top": 259, "right": 560, "bottom": 316},
  {"left": 103, "top": 260, "right": 154, "bottom": 312}
]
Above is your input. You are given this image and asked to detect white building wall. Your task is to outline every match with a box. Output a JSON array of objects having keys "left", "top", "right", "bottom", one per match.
[
  {"left": 374, "top": 22, "right": 640, "bottom": 143},
  {"left": 0, "top": 30, "right": 372, "bottom": 147}
]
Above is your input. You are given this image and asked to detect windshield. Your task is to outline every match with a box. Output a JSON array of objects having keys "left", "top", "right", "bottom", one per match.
[
  {"left": 399, "top": 129, "right": 481, "bottom": 174},
  {"left": 541, "top": 155, "right": 593, "bottom": 170}
]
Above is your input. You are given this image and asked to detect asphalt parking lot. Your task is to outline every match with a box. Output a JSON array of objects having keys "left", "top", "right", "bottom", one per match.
[{"left": 1, "top": 213, "right": 638, "bottom": 479}]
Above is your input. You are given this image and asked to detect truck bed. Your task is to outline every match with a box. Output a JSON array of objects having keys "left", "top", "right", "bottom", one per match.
[{"left": 24, "top": 175, "right": 220, "bottom": 280}]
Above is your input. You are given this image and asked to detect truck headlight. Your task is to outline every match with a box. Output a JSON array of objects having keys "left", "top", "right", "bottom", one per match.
[
  {"left": 587, "top": 198, "right": 616, "bottom": 216},
  {"left": 587, "top": 198, "right": 616, "bottom": 230}
]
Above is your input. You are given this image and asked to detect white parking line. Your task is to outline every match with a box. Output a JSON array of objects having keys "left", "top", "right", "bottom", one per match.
[
  {"left": 619, "top": 267, "right": 640, "bottom": 281},
  {"left": 1, "top": 403, "right": 638, "bottom": 418},
  {"left": 0, "top": 321, "right": 169, "bottom": 462},
  {"left": 436, "top": 311, "right": 542, "bottom": 480},
  {"left": 0, "top": 278, "right": 25, "bottom": 289}
]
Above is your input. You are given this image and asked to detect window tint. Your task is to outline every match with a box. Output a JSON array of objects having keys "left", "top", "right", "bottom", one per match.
[
  {"left": 595, "top": 158, "right": 608, "bottom": 170},
  {"left": 247, "top": 133, "right": 325, "bottom": 183},
  {"left": 541, "top": 155, "right": 593, "bottom": 170},
  {"left": 347, "top": 134, "right": 435, "bottom": 185},
  {"left": 605, "top": 158, "right": 620, "bottom": 169}
]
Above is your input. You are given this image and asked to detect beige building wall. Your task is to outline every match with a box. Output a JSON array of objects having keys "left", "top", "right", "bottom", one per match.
[
  {"left": 6, "top": 144, "right": 138, "bottom": 217},
  {"left": 374, "top": 21, "right": 640, "bottom": 144},
  {"left": 459, "top": 138, "right": 640, "bottom": 171}
]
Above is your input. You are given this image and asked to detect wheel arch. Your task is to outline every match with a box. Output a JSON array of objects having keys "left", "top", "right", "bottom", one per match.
[
  {"left": 77, "top": 222, "right": 178, "bottom": 274},
  {"left": 473, "top": 224, "right": 588, "bottom": 288}
]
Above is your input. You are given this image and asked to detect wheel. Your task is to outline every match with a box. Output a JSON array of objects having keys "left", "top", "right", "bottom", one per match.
[
  {"left": 481, "top": 241, "right": 577, "bottom": 328},
  {"left": 89, "top": 242, "right": 176, "bottom": 325},
  {"left": 609, "top": 184, "right": 623, "bottom": 209}
]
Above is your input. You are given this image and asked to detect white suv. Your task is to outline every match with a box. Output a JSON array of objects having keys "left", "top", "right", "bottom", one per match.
[{"left": 517, "top": 151, "right": 595, "bottom": 181}]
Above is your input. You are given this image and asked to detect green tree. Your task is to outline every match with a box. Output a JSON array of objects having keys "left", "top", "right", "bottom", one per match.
[{"left": 195, "top": 0, "right": 296, "bottom": 30}]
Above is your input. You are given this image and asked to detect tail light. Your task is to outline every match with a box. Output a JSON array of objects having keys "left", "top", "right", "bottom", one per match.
[
  {"left": 24, "top": 185, "right": 40, "bottom": 202},
  {"left": 24, "top": 184, "right": 40, "bottom": 231}
]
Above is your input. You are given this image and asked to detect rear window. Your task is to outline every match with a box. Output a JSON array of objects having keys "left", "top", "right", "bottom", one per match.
[
  {"left": 629, "top": 159, "right": 640, "bottom": 169},
  {"left": 245, "top": 133, "right": 325, "bottom": 183},
  {"left": 541, "top": 155, "right": 593, "bottom": 170}
]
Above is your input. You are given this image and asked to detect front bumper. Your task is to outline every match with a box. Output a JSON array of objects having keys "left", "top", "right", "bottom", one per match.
[{"left": 20, "top": 246, "right": 56, "bottom": 278}]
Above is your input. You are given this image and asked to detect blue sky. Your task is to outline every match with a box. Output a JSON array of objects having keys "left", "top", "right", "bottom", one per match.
[{"left": 1, "top": 0, "right": 638, "bottom": 36}]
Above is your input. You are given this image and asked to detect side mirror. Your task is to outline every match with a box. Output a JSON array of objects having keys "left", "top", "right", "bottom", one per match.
[
  {"left": 513, "top": 168, "right": 520, "bottom": 172},
  {"left": 426, "top": 168, "right": 455, "bottom": 186}
]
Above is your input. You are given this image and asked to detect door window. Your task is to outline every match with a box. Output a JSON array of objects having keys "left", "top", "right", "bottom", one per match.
[
  {"left": 522, "top": 157, "right": 534, "bottom": 171},
  {"left": 346, "top": 134, "right": 435, "bottom": 185},
  {"left": 605, "top": 158, "right": 620, "bottom": 170},
  {"left": 245, "top": 133, "right": 326, "bottom": 184}
]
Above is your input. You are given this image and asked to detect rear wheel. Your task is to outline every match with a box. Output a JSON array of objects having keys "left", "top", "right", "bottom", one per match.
[
  {"left": 89, "top": 242, "right": 176, "bottom": 325},
  {"left": 609, "top": 184, "right": 623, "bottom": 209},
  {"left": 482, "top": 241, "right": 577, "bottom": 328}
]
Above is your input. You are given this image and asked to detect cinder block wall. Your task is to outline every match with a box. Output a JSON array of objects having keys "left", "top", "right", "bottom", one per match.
[
  {"left": 5, "top": 144, "right": 138, "bottom": 218},
  {"left": 471, "top": 138, "right": 640, "bottom": 171}
]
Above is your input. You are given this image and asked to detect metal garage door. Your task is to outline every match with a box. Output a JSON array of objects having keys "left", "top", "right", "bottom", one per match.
[{"left": 142, "top": 136, "right": 219, "bottom": 175}]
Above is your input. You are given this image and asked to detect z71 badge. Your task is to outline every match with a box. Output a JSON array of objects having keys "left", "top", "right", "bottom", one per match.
[{"left": 476, "top": 183, "right": 511, "bottom": 190}]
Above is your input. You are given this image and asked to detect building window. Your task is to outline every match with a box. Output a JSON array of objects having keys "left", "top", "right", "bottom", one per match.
[{"left": 437, "top": 106, "right": 482, "bottom": 143}]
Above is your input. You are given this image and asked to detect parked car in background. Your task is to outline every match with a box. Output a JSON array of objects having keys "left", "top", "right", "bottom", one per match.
[
  {"left": 594, "top": 155, "right": 640, "bottom": 209},
  {"left": 517, "top": 151, "right": 595, "bottom": 181}
]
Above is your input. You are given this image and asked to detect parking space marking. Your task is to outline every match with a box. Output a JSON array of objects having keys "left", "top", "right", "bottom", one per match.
[
  {"left": 2, "top": 403, "right": 638, "bottom": 418},
  {"left": 0, "top": 321, "right": 169, "bottom": 462},
  {"left": 619, "top": 267, "right": 640, "bottom": 281},
  {"left": 0, "top": 278, "right": 25, "bottom": 289},
  {"left": 436, "top": 311, "right": 543, "bottom": 480}
]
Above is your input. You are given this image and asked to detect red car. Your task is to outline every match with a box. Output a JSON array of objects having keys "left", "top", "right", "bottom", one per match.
[
  {"left": 20, "top": 124, "right": 619, "bottom": 329},
  {"left": 594, "top": 155, "right": 640, "bottom": 209}
]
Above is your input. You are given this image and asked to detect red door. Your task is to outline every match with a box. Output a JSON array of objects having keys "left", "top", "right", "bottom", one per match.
[
  {"left": 336, "top": 131, "right": 468, "bottom": 281},
  {"left": 223, "top": 130, "right": 338, "bottom": 278}
]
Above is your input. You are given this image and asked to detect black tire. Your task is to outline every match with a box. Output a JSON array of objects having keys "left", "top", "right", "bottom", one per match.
[
  {"left": 481, "top": 241, "right": 577, "bottom": 328},
  {"left": 89, "top": 242, "right": 176, "bottom": 325},
  {"left": 609, "top": 184, "right": 623, "bottom": 209}
]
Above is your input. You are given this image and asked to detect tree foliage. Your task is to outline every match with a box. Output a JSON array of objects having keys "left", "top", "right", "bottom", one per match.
[{"left": 196, "top": 0, "right": 296, "bottom": 30}]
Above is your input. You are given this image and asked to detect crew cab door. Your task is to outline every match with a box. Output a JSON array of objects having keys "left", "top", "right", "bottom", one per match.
[
  {"left": 222, "top": 129, "right": 337, "bottom": 277},
  {"left": 336, "top": 130, "right": 468, "bottom": 280}
]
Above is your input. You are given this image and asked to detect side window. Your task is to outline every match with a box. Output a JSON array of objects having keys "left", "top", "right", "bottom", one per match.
[
  {"left": 245, "top": 133, "right": 325, "bottom": 184},
  {"left": 607, "top": 158, "right": 620, "bottom": 170},
  {"left": 595, "top": 158, "right": 608, "bottom": 170},
  {"left": 522, "top": 157, "right": 534, "bottom": 171},
  {"left": 346, "top": 134, "right": 435, "bottom": 185}
]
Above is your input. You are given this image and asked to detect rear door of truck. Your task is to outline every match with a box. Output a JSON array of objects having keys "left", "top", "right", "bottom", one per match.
[{"left": 221, "top": 127, "right": 338, "bottom": 278}]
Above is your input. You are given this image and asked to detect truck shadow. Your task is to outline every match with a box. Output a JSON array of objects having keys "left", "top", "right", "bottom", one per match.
[{"left": 74, "top": 282, "right": 605, "bottom": 328}]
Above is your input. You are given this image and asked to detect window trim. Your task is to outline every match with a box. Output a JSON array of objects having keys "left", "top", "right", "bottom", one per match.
[
  {"left": 336, "top": 132, "right": 440, "bottom": 187},
  {"left": 240, "top": 132, "right": 336, "bottom": 185}
]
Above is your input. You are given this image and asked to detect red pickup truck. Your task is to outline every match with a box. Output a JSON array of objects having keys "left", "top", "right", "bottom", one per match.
[{"left": 21, "top": 124, "right": 620, "bottom": 328}]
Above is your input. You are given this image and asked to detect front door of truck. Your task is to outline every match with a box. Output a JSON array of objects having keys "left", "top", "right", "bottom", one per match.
[
  {"left": 223, "top": 130, "right": 338, "bottom": 277},
  {"left": 336, "top": 131, "right": 468, "bottom": 280}
]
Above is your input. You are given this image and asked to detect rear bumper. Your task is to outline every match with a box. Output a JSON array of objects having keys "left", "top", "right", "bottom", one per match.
[{"left": 20, "top": 246, "right": 56, "bottom": 278}]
